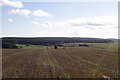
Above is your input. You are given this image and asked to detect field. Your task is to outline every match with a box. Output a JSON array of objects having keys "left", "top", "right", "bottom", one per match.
[
  {"left": 15, "top": 44, "right": 46, "bottom": 49},
  {"left": 2, "top": 45, "right": 118, "bottom": 78},
  {"left": 64, "top": 42, "right": 119, "bottom": 50}
]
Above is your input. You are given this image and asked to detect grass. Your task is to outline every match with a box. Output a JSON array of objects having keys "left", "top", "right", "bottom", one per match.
[
  {"left": 64, "top": 42, "right": 119, "bottom": 50},
  {"left": 15, "top": 44, "right": 46, "bottom": 49},
  {"left": 91, "top": 43, "right": 119, "bottom": 50},
  {"left": 16, "top": 42, "right": 119, "bottom": 50}
]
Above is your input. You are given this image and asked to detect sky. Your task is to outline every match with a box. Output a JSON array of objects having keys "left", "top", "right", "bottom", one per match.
[{"left": 0, "top": 0, "right": 118, "bottom": 39}]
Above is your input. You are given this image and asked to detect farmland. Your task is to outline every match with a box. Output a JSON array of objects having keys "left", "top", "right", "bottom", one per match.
[{"left": 2, "top": 46, "right": 118, "bottom": 78}]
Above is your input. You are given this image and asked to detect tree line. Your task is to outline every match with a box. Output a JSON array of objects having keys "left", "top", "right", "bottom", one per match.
[{"left": 2, "top": 37, "right": 113, "bottom": 48}]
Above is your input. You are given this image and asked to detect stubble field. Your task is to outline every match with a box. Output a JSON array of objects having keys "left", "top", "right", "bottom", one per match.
[{"left": 2, "top": 47, "right": 118, "bottom": 78}]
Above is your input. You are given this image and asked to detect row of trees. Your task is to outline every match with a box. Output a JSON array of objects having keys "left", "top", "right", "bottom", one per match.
[
  {"left": 3, "top": 37, "right": 113, "bottom": 45},
  {"left": 2, "top": 37, "right": 113, "bottom": 49},
  {"left": 2, "top": 42, "right": 18, "bottom": 49}
]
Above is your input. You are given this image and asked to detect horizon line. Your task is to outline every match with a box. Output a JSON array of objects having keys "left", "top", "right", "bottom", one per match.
[{"left": 1, "top": 36, "right": 118, "bottom": 39}]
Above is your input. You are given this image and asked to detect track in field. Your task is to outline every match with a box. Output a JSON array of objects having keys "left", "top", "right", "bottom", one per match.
[{"left": 2, "top": 47, "right": 118, "bottom": 78}]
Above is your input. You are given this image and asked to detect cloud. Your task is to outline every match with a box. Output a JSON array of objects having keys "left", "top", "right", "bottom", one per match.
[
  {"left": 32, "top": 10, "right": 52, "bottom": 17},
  {"left": 40, "top": 16, "right": 117, "bottom": 29},
  {"left": 9, "top": 9, "right": 32, "bottom": 17},
  {"left": 40, "top": 22, "right": 56, "bottom": 27},
  {"left": 69, "top": 16, "right": 117, "bottom": 38},
  {"left": 4, "top": 15, "right": 117, "bottom": 38},
  {"left": 8, "top": 9, "right": 52, "bottom": 17},
  {"left": 65, "top": 16, "right": 118, "bottom": 38},
  {"left": 67, "top": 27, "right": 118, "bottom": 39},
  {"left": 8, "top": 18, "right": 14, "bottom": 22},
  {"left": 0, "top": 1, "right": 3, "bottom": 6},
  {"left": 0, "top": 0, "right": 23, "bottom": 8},
  {"left": 39, "top": 16, "right": 117, "bottom": 38},
  {"left": 70, "top": 22, "right": 105, "bottom": 26},
  {"left": 67, "top": 16, "right": 117, "bottom": 27},
  {"left": 32, "top": 21, "right": 39, "bottom": 25}
]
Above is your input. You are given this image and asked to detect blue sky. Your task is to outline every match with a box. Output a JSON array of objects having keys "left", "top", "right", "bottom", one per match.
[{"left": 0, "top": 0, "right": 118, "bottom": 38}]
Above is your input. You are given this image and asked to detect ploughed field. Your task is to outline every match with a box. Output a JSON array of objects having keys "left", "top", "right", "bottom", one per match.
[{"left": 2, "top": 47, "right": 118, "bottom": 78}]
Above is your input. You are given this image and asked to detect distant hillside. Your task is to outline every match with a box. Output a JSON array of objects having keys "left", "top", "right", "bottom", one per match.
[
  {"left": 110, "top": 39, "right": 118, "bottom": 43},
  {"left": 2, "top": 37, "right": 114, "bottom": 46}
]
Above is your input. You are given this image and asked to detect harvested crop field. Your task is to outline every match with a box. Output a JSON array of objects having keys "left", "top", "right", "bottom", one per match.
[{"left": 2, "top": 47, "right": 118, "bottom": 78}]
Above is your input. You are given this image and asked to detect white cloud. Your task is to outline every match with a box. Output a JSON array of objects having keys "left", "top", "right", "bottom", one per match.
[
  {"left": 0, "top": 0, "right": 23, "bottom": 8},
  {"left": 4, "top": 15, "right": 118, "bottom": 38},
  {"left": 40, "top": 21, "right": 57, "bottom": 27},
  {"left": 66, "top": 16, "right": 117, "bottom": 28},
  {"left": 8, "top": 9, "right": 52, "bottom": 17},
  {"left": 40, "top": 16, "right": 117, "bottom": 29},
  {"left": 65, "top": 16, "right": 118, "bottom": 38},
  {"left": 0, "top": 1, "right": 3, "bottom": 6},
  {"left": 32, "top": 21, "right": 39, "bottom": 25},
  {"left": 39, "top": 16, "right": 118, "bottom": 38},
  {"left": 66, "top": 26, "right": 118, "bottom": 39},
  {"left": 32, "top": 10, "right": 52, "bottom": 17},
  {"left": 8, "top": 18, "right": 14, "bottom": 22},
  {"left": 9, "top": 9, "right": 32, "bottom": 17}
]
